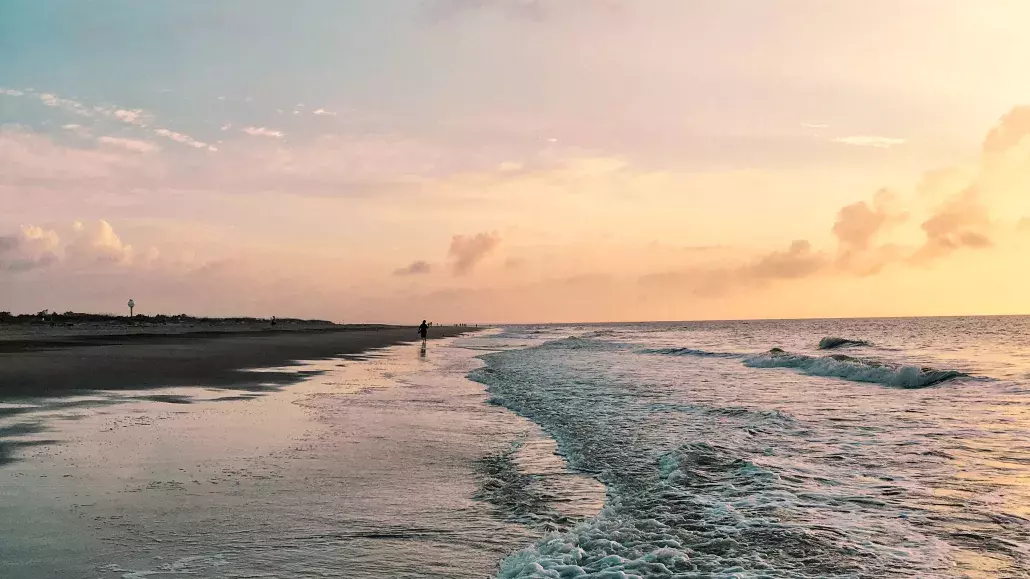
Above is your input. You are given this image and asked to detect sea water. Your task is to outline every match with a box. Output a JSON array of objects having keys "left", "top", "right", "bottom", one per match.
[
  {"left": 472, "top": 317, "right": 1030, "bottom": 578},
  {"left": 2, "top": 318, "right": 1029, "bottom": 578}
]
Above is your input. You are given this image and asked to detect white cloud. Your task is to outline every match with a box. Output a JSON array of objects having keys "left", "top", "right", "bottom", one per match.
[
  {"left": 98, "top": 136, "right": 160, "bottom": 153},
  {"left": 0, "top": 224, "right": 61, "bottom": 272},
  {"left": 36, "top": 92, "right": 95, "bottom": 119},
  {"left": 832, "top": 135, "right": 906, "bottom": 148},
  {"left": 802, "top": 123, "right": 829, "bottom": 129},
  {"left": 221, "top": 123, "right": 232, "bottom": 131},
  {"left": 154, "top": 128, "right": 217, "bottom": 151},
  {"left": 313, "top": 108, "right": 337, "bottom": 117},
  {"left": 66, "top": 220, "right": 133, "bottom": 265},
  {"left": 61, "top": 123, "right": 91, "bottom": 137},
  {"left": 0, "top": 129, "right": 152, "bottom": 185},
  {"left": 243, "top": 126, "right": 285, "bottom": 138},
  {"left": 11, "top": 87, "right": 160, "bottom": 132},
  {"left": 114, "top": 109, "right": 146, "bottom": 125}
]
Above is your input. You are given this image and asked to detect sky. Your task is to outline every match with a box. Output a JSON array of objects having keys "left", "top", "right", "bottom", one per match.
[{"left": 3, "top": 0, "right": 1030, "bottom": 323}]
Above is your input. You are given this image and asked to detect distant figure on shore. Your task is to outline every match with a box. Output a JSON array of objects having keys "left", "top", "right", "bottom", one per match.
[{"left": 418, "top": 320, "right": 429, "bottom": 346}]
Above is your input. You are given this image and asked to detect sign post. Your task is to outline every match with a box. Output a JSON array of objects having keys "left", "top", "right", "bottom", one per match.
[{"left": 128, "top": 299, "right": 135, "bottom": 317}]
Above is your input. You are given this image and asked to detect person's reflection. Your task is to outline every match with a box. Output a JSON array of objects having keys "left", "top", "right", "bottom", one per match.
[{"left": 419, "top": 343, "right": 427, "bottom": 358}]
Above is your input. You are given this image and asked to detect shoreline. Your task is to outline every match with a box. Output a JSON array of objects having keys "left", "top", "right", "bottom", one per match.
[
  {"left": 0, "top": 325, "right": 476, "bottom": 397},
  {"left": 0, "top": 334, "right": 562, "bottom": 578}
]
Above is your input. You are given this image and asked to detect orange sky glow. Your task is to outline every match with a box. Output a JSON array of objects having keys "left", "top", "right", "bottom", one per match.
[{"left": 3, "top": 1, "right": 1030, "bottom": 323}]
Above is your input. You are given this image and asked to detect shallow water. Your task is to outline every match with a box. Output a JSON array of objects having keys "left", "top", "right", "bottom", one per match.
[
  {"left": 3, "top": 319, "right": 1029, "bottom": 578},
  {"left": 474, "top": 318, "right": 1030, "bottom": 578},
  {"left": 0, "top": 339, "right": 601, "bottom": 578}
]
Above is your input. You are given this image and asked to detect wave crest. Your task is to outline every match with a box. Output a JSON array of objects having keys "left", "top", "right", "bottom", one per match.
[
  {"left": 642, "top": 347, "right": 741, "bottom": 359},
  {"left": 744, "top": 349, "right": 966, "bottom": 388},
  {"left": 818, "top": 336, "right": 872, "bottom": 349}
]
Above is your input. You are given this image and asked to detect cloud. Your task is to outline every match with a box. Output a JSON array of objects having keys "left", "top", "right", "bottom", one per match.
[
  {"left": 982, "top": 106, "right": 1030, "bottom": 154},
  {"left": 743, "top": 240, "right": 827, "bottom": 281},
  {"left": 832, "top": 135, "right": 906, "bottom": 148},
  {"left": 97, "top": 136, "right": 160, "bottom": 153},
  {"left": 312, "top": 108, "right": 337, "bottom": 117},
  {"left": 498, "top": 161, "right": 524, "bottom": 171},
  {"left": 29, "top": 90, "right": 151, "bottom": 127},
  {"left": 243, "top": 126, "right": 285, "bottom": 138},
  {"left": 802, "top": 123, "right": 829, "bottom": 129},
  {"left": 35, "top": 91, "right": 96, "bottom": 119},
  {"left": 0, "top": 129, "right": 155, "bottom": 186},
  {"left": 824, "top": 104, "right": 1030, "bottom": 271},
  {"left": 61, "top": 123, "right": 92, "bottom": 137},
  {"left": 911, "top": 190, "right": 992, "bottom": 262},
  {"left": 394, "top": 260, "right": 433, "bottom": 275},
  {"left": 634, "top": 102, "right": 1030, "bottom": 296},
  {"left": 833, "top": 189, "right": 903, "bottom": 251},
  {"left": 448, "top": 231, "right": 501, "bottom": 275},
  {"left": 114, "top": 109, "right": 146, "bottom": 125},
  {"left": 0, "top": 225, "right": 61, "bottom": 272},
  {"left": 0, "top": 88, "right": 25, "bottom": 97},
  {"left": 154, "top": 128, "right": 217, "bottom": 151},
  {"left": 640, "top": 239, "right": 830, "bottom": 298},
  {"left": 831, "top": 188, "right": 909, "bottom": 274},
  {"left": 66, "top": 220, "right": 134, "bottom": 265}
]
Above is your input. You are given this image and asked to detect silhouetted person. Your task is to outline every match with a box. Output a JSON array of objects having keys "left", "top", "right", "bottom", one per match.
[{"left": 418, "top": 320, "right": 429, "bottom": 345}]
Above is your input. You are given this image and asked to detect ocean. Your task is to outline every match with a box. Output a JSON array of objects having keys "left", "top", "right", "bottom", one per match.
[
  {"left": 1, "top": 317, "right": 1028, "bottom": 578},
  {"left": 473, "top": 317, "right": 1030, "bottom": 578}
]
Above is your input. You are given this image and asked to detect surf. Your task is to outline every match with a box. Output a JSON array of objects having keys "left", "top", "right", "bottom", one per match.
[{"left": 744, "top": 348, "right": 967, "bottom": 388}]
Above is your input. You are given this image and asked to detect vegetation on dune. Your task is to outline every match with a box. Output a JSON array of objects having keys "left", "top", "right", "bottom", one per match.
[{"left": 0, "top": 310, "right": 334, "bottom": 326}]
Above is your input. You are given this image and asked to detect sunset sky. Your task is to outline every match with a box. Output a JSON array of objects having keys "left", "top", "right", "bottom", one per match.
[{"left": 3, "top": 1, "right": 1030, "bottom": 323}]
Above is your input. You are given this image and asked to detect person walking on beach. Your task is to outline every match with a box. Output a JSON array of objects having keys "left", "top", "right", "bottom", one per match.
[{"left": 418, "top": 320, "right": 429, "bottom": 346}]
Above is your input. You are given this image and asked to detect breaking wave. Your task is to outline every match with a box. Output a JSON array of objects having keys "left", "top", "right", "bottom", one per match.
[
  {"left": 818, "top": 336, "right": 872, "bottom": 349},
  {"left": 473, "top": 342, "right": 941, "bottom": 578},
  {"left": 642, "top": 347, "right": 742, "bottom": 359},
  {"left": 744, "top": 348, "right": 967, "bottom": 389}
]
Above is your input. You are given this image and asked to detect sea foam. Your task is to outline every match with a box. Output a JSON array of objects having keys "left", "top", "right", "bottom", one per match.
[{"left": 744, "top": 349, "right": 966, "bottom": 388}]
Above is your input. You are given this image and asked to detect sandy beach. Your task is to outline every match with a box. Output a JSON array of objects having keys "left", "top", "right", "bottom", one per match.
[
  {"left": 0, "top": 324, "right": 470, "bottom": 396},
  {"left": 0, "top": 334, "right": 604, "bottom": 578}
]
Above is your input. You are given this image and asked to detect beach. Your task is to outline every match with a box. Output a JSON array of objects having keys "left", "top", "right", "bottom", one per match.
[
  {"left": 0, "top": 323, "right": 469, "bottom": 396},
  {"left": 3, "top": 319, "right": 1029, "bottom": 578},
  {"left": 0, "top": 329, "right": 603, "bottom": 578}
]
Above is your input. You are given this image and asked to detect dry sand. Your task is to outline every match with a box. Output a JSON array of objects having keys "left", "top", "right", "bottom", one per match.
[{"left": 0, "top": 324, "right": 472, "bottom": 396}]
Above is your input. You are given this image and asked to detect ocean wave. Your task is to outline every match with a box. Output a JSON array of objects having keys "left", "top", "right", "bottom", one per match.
[
  {"left": 581, "top": 329, "right": 619, "bottom": 338},
  {"left": 538, "top": 337, "right": 598, "bottom": 350},
  {"left": 744, "top": 349, "right": 967, "bottom": 388},
  {"left": 538, "top": 337, "right": 630, "bottom": 352},
  {"left": 818, "top": 336, "right": 872, "bottom": 349},
  {"left": 474, "top": 338, "right": 947, "bottom": 577},
  {"left": 641, "top": 347, "right": 742, "bottom": 359}
]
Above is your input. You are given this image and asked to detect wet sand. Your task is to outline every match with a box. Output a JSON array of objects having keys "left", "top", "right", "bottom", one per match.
[
  {"left": 0, "top": 336, "right": 603, "bottom": 578},
  {"left": 0, "top": 325, "right": 471, "bottom": 396}
]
